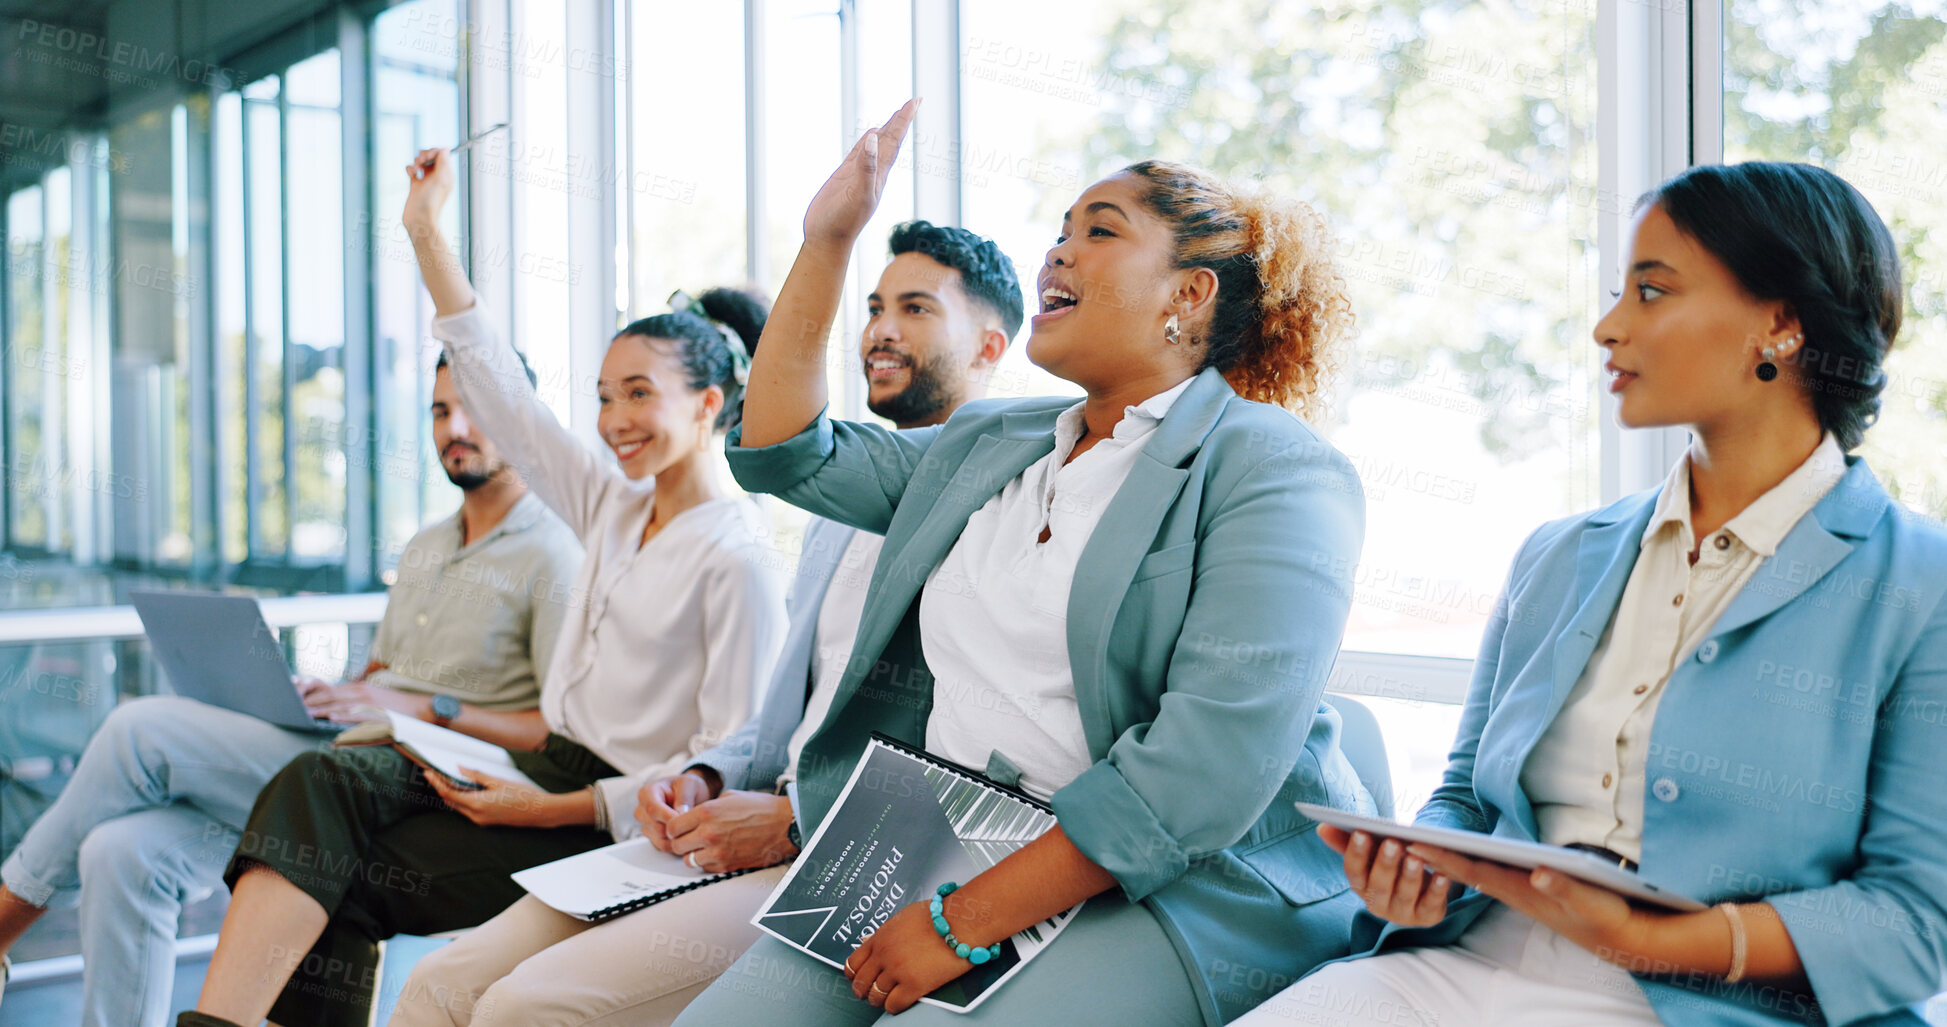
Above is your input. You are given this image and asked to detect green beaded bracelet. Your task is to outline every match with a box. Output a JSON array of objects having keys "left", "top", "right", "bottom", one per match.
[{"left": 929, "top": 882, "right": 1001, "bottom": 966}]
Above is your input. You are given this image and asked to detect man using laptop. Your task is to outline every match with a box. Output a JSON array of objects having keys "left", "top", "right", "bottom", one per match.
[{"left": 0, "top": 352, "right": 581, "bottom": 1027}]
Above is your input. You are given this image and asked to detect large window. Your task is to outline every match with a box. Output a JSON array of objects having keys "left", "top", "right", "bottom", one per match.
[
  {"left": 7, "top": 0, "right": 1947, "bottom": 977},
  {"left": 961, "top": 0, "right": 1601, "bottom": 811},
  {"left": 1724, "top": 0, "right": 1947, "bottom": 520},
  {"left": 618, "top": 3, "right": 748, "bottom": 321},
  {"left": 218, "top": 51, "right": 349, "bottom": 566},
  {"left": 372, "top": 0, "right": 464, "bottom": 564}
]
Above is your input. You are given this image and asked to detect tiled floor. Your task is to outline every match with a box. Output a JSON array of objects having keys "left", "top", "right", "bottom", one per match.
[
  {"left": 1, "top": 951, "right": 211, "bottom": 1026},
  {"left": 6, "top": 946, "right": 1947, "bottom": 1025},
  {"left": 1, "top": 934, "right": 451, "bottom": 1027}
]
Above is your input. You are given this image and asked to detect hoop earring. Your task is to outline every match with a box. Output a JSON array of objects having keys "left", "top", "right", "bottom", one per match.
[{"left": 1163, "top": 314, "right": 1182, "bottom": 345}]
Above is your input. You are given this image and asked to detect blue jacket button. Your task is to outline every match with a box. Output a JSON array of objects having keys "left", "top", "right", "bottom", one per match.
[
  {"left": 1696, "top": 640, "right": 1719, "bottom": 663},
  {"left": 1652, "top": 777, "right": 1680, "bottom": 802}
]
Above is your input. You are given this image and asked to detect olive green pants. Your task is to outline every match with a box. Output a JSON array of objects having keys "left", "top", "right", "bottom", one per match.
[{"left": 226, "top": 734, "right": 616, "bottom": 1027}]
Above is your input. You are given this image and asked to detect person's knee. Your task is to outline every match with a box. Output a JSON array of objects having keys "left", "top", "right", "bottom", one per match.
[
  {"left": 102, "top": 693, "right": 214, "bottom": 736},
  {"left": 396, "top": 948, "right": 491, "bottom": 1022},
  {"left": 469, "top": 972, "right": 555, "bottom": 1026},
  {"left": 77, "top": 819, "right": 171, "bottom": 897},
  {"left": 89, "top": 694, "right": 175, "bottom": 754},
  {"left": 94, "top": 695, "right": 228, "bottom": 772}
]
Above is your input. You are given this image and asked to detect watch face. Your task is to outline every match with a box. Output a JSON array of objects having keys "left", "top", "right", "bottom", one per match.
[{"left": 433, "top": 695, "right": 462, "bottom": 720}]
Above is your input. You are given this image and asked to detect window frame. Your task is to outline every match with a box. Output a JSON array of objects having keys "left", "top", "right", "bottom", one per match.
[{"left": 0, "top": 0, "right": 1777, "bottom": 682}]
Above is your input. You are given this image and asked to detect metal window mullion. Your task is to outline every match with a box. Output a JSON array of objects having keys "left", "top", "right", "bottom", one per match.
[
  {"left": 279, "top": 84, "right": 297, "bottom": 563},
  {"left": 619, "top": 0, "right": 635, "bottom": 323},
  {"left": 835, "top": 0, "right": 862, "bottom": 421},
  {"left": 183, "top": 102, "right": 220, "bottom": 577},
  {"left": 1690, "top": 0, "right": 1724, "bottom": 165},
  {"left": 38, "top": 177, "right": 64, "bottom": 546},
  {"left": 0, "top": 193, "right": 11, "bottom": 547},
  {"left": 1596, "top": 0, "right": 1692, "bottom": 502},
  {"left": 912, "top": 0, "right": 960, "bottom": 226},
  {"left": 341, "top": 7, "right": 374, "bottom": 588},
  {"left": 466, "top": 0, "right": 516, "bottom": 360},
  {"left": 89, "top": 142, "right": 114, "bottom": 563},
  {"left": 242, "top": 100, "right": 262, "bottom": 557},
  {"left": 242, "top": 98, "right": 264, "bottom": 558},
  {"left": 745, "top": 0, "right": 768, "bottom": 287},
  {"left": 564, "top": 0, "right": 618, "bottom": 435}
]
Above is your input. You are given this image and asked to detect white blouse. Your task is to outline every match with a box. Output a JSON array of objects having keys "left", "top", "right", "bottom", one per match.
[
  {"left": 433, "top": 304, "right": 787, "bottom": 838},
  {"left": 1522, "top": 434, "right": 1847, "bottom": 861},
  {"left": 921, "top": 378, "right": 1192, "bottom": 801}
]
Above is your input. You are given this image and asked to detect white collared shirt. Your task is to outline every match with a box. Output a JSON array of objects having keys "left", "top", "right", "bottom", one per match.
[
  {"left": 921, "top": 378, "right": 1194, "bottom": 801},
  {"left": 1523, "top": 434, "right": 1848, "bottom": 860},
  {"left": 780, "top": 529, "right": 887, "bottom": 783}
]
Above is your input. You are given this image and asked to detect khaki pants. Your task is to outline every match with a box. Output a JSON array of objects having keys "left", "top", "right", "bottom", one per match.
[{"left": 388, "top": 864, "right": 789, "bottom": 1027}]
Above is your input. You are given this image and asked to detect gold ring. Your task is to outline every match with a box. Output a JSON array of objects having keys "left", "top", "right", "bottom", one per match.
[{"left": 870, "top": 982, "right": 889, "bottom": 998}]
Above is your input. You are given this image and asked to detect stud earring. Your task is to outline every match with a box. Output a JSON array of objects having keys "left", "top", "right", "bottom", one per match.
[
  {"left": 1163, "top": 314, "right": 1181, "bottom": 345},
  {"left": 1756, "top": 333, "right": 1797, "bottom": 382},
  {"left": 1756, "top": 346, "right": 1779, "bottom": 382}
]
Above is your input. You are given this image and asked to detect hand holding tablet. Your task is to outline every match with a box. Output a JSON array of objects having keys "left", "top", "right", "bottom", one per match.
[{"left": 1298, "top": 803, "right": 1706, "bottom": 913}]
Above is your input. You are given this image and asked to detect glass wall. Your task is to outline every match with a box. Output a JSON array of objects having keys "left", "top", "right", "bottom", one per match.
[
  {"left": 620, "top": 1, "right": 748, "bottom": 315},
  {"left": 961, "top": 0, "right": 1601, "bottom": 809},
  {"left": 1724, "top": 0, "right": 1947, "bottom": 519},
  {"left": 372, "top": 0, "right": 465, "bottom": 568},
  {"left": 0, "top": 0, "right": 460, "bottom": 968},
  {"left": 5, "top": 0, "right": 1946, "bottom": 975}
]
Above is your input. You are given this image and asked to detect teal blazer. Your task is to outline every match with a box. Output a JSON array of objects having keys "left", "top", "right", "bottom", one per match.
[
  {"left": 726, "top": 368, "right": 1373, "bottom": 1025},
  {"left": 1355, "top": 458, "right": 1947, "bottom": 1026}
]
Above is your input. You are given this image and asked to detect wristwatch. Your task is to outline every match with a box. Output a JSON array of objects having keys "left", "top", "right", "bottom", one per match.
[
  {"left": 786, "top": 817, "right": 802, "bottom": 851},
  {"left": 430, "top": 694, "right": 462, "bottom": 727}
]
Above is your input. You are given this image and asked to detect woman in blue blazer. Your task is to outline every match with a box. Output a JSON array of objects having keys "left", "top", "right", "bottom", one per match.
[
  {"left": 672, "top": 102, "right": 1372, "bottom": 1026},
  {"left": 1242, "top": 163, "right": 1947, "bottom": 1027}
]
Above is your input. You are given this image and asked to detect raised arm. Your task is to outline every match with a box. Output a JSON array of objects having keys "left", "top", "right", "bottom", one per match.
[
  {"left": 739, "top": 100, "right": 918, "bottom": 449},
  {"left": 400, "top": 149, "right": 476, "bottom": 317},
  {"left": 401, "top": 148, "right": 622, "bottom": 537}
]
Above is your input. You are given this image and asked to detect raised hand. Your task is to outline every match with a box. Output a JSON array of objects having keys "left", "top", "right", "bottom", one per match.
[
  {"left": 803, "top": 100, "right": 919, "bottom": 245},
  {"left": 402, "top": 147, "right": 456, "bottom": 230}
]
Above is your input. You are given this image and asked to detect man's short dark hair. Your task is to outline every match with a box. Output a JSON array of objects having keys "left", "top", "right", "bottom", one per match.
[
  {"left": 887, "top": 220, "right": 1024, "bottom": 339},
  {"left": 435, "top": 348, "right": 539, "bottom": 388}
]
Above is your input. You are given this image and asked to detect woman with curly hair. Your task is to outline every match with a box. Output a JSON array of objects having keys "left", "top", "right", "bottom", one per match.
[{"left": 669, "top": 101, "right": 1372, "bottom": 1027}]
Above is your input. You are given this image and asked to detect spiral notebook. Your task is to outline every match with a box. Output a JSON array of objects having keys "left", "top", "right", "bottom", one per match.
[
  {"left": 512, "top": 838, "right": 758, "bottom": 921},
  {"left": 751, "top": 734, "right": 1081, "bottom": 1013}
]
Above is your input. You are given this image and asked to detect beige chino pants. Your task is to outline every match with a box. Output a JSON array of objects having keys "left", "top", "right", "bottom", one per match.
[{"left": 387, "top": 864, "right": 789, "bottom": 1027}]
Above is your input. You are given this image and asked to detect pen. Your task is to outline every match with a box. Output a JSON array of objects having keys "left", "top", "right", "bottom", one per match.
[{"left": 421, "top": 122, "right": 507, "bottom": 166}]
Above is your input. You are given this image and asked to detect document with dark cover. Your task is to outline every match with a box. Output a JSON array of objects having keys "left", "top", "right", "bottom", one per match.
[{"left": 752, "top": 735, "right": 1080, "bottom": 1013}]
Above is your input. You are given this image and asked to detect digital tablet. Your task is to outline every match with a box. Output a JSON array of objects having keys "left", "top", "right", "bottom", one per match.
[{"left": 1295, "top": 803, "right": 1707, "bottom": 912}]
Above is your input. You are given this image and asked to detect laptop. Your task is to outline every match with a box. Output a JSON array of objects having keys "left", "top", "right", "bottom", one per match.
[{"left": 128, "top": 590, "right": 344, "bottom": 734}]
